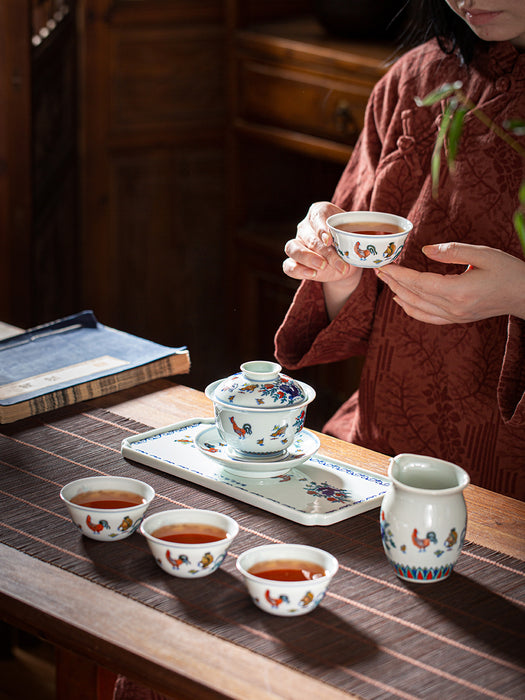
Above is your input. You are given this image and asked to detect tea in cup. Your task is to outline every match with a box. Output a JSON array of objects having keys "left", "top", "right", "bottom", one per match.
[
  {"left": 236, "top": 543, "right": 338, "bottom": 616},
  {"left": 141, "top": 508, "right": 239, "bottom": 578},
  {"left": 60, "top": 475, "right": 155, "bottom": 541},
  {"left": 327, "top": 211, "right": 412, "bottom": 268}
]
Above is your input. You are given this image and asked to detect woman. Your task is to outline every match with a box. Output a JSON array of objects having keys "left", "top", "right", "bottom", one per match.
[
  {"left": 112, "top": 5, "right": 524, "bottom": 700},
  {"left": 275, "top": 0, "right": 525, "bottom": 499}
]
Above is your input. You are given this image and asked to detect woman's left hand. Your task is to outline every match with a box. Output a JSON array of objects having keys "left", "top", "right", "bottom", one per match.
[{"left": 376, "top": 242, "right": 525, "bottom": 324}]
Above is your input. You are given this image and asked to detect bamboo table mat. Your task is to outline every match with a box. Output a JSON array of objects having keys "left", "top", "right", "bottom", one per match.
[{"left": 1, "top": 408, "right": 524, "bottom": 699}]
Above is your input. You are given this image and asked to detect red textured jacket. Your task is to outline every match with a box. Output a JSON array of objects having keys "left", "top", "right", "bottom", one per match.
[{"left": 275, "top": 39, "right": 525, "bottom": 499}]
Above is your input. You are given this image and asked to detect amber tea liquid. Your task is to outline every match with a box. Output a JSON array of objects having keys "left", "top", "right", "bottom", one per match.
[
  {"left": 248, "top": 558, "right": 326, "bottom": 582},
  {"left": 70, "top": 489, "right": 145, "bottom": 509},
  {"left": 151, "top": 523, "right": 228, "bottom": 544},
  {"left": 337, "top": 221, "right": 404, "bottom": 235}
]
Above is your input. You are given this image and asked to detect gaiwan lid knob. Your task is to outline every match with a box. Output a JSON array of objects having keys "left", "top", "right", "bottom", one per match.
[{"left": 212, "top": 360, "right": 308, "bottom": 409}]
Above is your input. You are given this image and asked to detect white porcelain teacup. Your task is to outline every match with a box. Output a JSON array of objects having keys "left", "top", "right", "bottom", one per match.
[
  {"left": 327, "top": 211, "right": 412, "bottom": 268},
  {"left": 60, "top": 475, "right": 155, "bottom": 542},
  {"left": 141, "top": 508, "right": 239, "bottom": 578},
  {"left": 236, "top": 543, "right": 338, "bottom": 616}
]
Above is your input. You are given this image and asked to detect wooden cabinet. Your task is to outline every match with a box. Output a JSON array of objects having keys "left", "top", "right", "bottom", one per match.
[
  {"left": 228, "top": 14, "right": 394, "bottom": 428},
  {"left": 1, "top": 0, "right": 399, "bottom": 416},
  {"left": 79, "top": 0, "right": 229, "bottom": 390},
  {"left": 233, "top": 19, "right": 393, "bottom": 161},
  {"left": 1, "top": 0, "right": 230, "bottom": 392},
  {"left": 0, "top": 0, "right": 79, "bottom": 328}
]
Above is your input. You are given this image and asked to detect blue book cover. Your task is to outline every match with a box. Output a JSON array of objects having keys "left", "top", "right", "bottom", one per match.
[{"left": 0, "top": 311, "right": 189, "bottom": 417}]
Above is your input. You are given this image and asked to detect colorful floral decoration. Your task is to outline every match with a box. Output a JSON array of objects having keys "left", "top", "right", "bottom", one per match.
[
  {"left": 303, "top": 481, "right": 352, "bottom": 503},
  {"left": 381, "top": 519, "right": 396, "bottom": 552}
]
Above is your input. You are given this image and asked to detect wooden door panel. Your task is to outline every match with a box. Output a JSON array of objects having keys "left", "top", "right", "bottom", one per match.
[
  {"left": 110, "top": 26, "right": 226, "bottom": 132},
  {"left": 80, "top": 0, "right": 228, "bottom": 389}
]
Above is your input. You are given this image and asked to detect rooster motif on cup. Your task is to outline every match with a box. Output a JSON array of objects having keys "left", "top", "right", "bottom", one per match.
[
  {"left": 354, "top": 242, "right": 377, "bottom": 260},
  {"left": 166, "top": 551, "right": 190, "bottom": 569},
  {"left": 86, "top": 515, "right": 109, "bottom": 534},
  {"left": 265, "top": 590, "right": 290, "bottom": 608},
  {"left": 229, "top": 416, "right": 252, "bottom": 439}
]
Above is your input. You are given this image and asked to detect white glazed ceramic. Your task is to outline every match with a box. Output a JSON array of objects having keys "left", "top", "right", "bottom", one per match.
[
  {"left": 60, "top": 475, "right": 155, "bottom": 542},
  {"left": 380, "top": 454, "right": 469, "bottom": 583},
  {"left": 236, "top": 543, "right": 338, "bottom": 616},
  {"left": 121, "top": 418, "right": 390, "bottom": 526},
  {"left": 141, "top": 508, "right": 239, "bottom": 578},
  {"left": 194, "top": 424, "right": 320, "bottom": 478},
  {"left": 327, "top": 211, "right": 412, "bottom": 268},
  {"left": 205, "top": 361, "right": 315, "bottom": 457}
]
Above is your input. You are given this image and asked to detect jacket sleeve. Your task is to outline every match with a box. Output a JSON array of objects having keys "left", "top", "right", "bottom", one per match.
[
  {"left": 274, "top": 270, "right": 379, "bottom": 370},
  {"left": 274, "top": 86, "right": 388, "bottom": 371},
  {"left": 498, "top": 316, "right": 525, "bottom": 426}
]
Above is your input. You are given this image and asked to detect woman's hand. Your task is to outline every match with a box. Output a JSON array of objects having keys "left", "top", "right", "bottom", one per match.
[
  {"left": 377, "top": 242, "right": 525, "bottom": 324},
  {"left": 283, "top": 202, "right": 355, "bottom": 283},
  {"left": 283, "top": 202, "right": 364, "bottom": 319}
]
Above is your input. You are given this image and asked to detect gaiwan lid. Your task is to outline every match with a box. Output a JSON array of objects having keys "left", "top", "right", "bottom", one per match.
[{"left": 210, "top": 361, "right": 311, "bottom": 409}]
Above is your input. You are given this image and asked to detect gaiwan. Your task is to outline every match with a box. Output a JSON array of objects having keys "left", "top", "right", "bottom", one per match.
[{"left": 204, "top": 361, "right": 315, "bottom": 458}]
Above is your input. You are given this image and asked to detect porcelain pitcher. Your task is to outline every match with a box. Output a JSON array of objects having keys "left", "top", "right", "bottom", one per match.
[{"left": 380, "top": 454, "right": 469, "bottom": 583}]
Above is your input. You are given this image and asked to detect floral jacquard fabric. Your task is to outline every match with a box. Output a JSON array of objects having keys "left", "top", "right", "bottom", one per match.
[{"left": 275, "top": 39, "right": 525, "bottom": 499}]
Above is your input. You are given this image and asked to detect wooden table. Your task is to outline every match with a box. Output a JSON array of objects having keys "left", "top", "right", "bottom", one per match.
[{"left": 1, "top": 378, "right": 524, "bottom": 700}]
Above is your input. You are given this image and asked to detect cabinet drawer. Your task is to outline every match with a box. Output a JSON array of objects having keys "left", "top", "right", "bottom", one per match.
[{"left": 237, "top": 59, "right": 373, "bottom": 146}]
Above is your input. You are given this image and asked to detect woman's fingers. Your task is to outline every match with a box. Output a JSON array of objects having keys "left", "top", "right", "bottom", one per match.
[
  {"left": 377, "top": 243, "right": 525, "bottom": 323},
  {"left": 283, "top": 237, "right": 327, "bottom": 280},
  {"left": 282, "top": 202, "right": 351, "bottom": 282}
]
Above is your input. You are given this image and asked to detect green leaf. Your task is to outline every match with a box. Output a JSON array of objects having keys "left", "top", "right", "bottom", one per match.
[
  {"left": 518, "top": 180, "right": 525, "bottom": 205},
  {"left": 415, "top": 81, "right": 463, "bottom": 107},
  {"left": 431, "top": 101, "right": 455, "bottom": 198},
  {"left": 503, "top": 119, "right": 525, "bottom": 136},
  {"left": 514, "top": 210, "right": 525, "bottom": 256},
  {"left": 431, "top": 145, "right": 441, "bottom": 197},
  {"left": 446, "top": 105, "right": 468, "bottom": 171}
]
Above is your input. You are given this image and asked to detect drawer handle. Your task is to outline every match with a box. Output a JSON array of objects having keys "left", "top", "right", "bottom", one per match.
[{"left": 334, "top": 101, "right": 358, "bottom": 138}]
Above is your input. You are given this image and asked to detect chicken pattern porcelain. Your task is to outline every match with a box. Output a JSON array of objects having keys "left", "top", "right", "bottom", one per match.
[
  {"left": 205, "top": 361, "right": 315, "bottom": 457},
  {"left": 212, "top": 402, "right": 308, "bottom": 457},
  {"left": 236, "top": 543, "right": 339, "bottom": 617},
  {"left": 327, "top": 211, "right": 412, "bottom": 268},
  {"left": 60, "top": 476, "right": 155, "bottom": 542},
  {"left": 141, "top": 508, "right": 239, "bottom": 579},
  {"left": 380, "top": 454, "right": 469, "bottom": 583},
  {"left": 213, "top": 362, "right": 307, "bottom": 408}
]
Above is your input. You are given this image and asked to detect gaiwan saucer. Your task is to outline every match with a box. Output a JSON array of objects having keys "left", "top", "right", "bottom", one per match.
[{"left": 194, "top": 425, "right": 320, "bottom": 478}]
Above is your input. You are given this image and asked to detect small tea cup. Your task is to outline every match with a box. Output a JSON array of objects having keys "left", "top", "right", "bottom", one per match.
[
  {"left": 236, "top": 543, "right": 338, "bottom": 616},
  {"left": 327, "top": 211, "right": 412, "bottom": 268},
  {"left": 141, "top": 508, "right": 239, "bottom": 578},
  {"left": 60, "top": 475, "right": 155, "bottom": 541}
]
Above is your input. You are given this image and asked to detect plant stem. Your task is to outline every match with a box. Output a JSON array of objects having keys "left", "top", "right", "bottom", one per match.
[{"left": 457, "top": 90, "right": 525, "bottom": 159}]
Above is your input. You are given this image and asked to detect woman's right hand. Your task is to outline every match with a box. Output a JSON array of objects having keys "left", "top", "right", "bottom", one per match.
[
  {"left": 283, "top": 202, "right": 360, "bottom": 284},
  {"left": 283, "top": 202, "right": 364, "bottom": 319}
]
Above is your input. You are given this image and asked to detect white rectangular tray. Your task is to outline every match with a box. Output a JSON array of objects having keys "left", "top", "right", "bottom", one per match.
[{"left": 121, "top": 418, "right": 390, "bottom": 526}]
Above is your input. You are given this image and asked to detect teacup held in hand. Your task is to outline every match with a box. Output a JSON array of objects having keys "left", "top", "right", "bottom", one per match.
[{"left": 327, "top": 211, "right": 412, "bottom": 268}]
